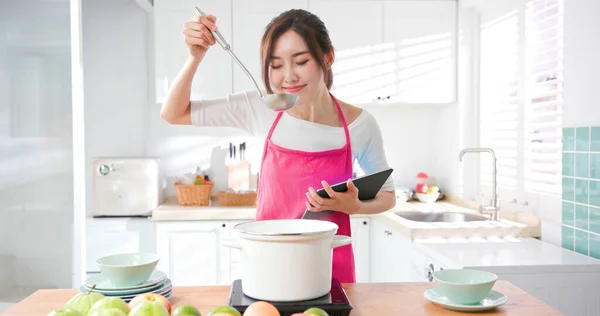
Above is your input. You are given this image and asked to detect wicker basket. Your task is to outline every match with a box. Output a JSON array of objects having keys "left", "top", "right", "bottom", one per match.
[
  {"left": 174, "top": 183, "right": 214, "bottom": 206},
  {"left": 217, "top": 191, "right": 257, "bottom": 206}
]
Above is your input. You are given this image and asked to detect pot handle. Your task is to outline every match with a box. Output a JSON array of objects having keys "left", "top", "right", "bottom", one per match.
[
  {"left": 221, "top": 237, "right": 243, "bottom": 249},
  {"left": 331, "top": 235, "right": 352, "bottom": 249}
]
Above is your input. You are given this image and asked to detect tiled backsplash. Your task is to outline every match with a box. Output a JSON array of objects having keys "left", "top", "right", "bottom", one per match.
[{"left": 562, "top": 126, "right": 600, "bottom": 258}]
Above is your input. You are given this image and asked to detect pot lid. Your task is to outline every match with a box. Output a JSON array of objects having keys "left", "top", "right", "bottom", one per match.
[{"left": 234, "top": 219, "right": 339, "bottom": 236}]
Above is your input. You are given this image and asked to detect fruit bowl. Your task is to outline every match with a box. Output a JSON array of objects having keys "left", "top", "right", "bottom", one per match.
[
  {"left": 96, "top": 253, "right": 160, "bottom": 287},
  {"left": 415, "top": 192, "right": 440, "bottom": 204}
]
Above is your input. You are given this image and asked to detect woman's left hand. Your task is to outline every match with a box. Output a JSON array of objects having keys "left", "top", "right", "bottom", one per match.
[{"left": 305, "top": 179, "right": 361, "bottom": 215}]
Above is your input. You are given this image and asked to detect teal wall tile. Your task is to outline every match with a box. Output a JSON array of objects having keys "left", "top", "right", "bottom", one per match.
[
  {"left": 590, "top": 207, "right": 600, "bottom": 235},
  {"left": 563, "top": 153, "right": 575, "bottom": 176},
  {"left": 575, "top": 153, "right": 589, "bottom": 178},
  {"left": 563, "top": 126, "right": 600, "bottom": 259},
  {"left": 591, "top": 127, "right": 600, "bottom": 152},
  {"left": 563, "top": 128, "right": 575, "bottom": 151},
  {"left": 590, "top": 234, "right": 600, "bottom": 260},
  {"left": 563, "top": 201, "right": 575, "bottom": 226},
  {"left": 562, "top": 225, "right": 575, "bottom": 251},
  {"left": 591, "top": 154, "right": 600, "bottom": 179},
  {"left": 576, "top": 204, "right": 589, "bottom": 230},
  {"left": 590, "top": 181, "right": 600, "bottom": 207},
  {"left": 563, "top": 177, "right": 575, "bottom": 201},
  {"left": 576, "top": 229, "right": 589, "bottom": 255},
  {"left": 575, "top": 179, "right": 589, "bottom": 204},
  {"left": 577, "top": 127, "right": 590, "bottom": 151}
]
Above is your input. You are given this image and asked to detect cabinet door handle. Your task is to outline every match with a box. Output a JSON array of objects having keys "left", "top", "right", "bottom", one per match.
[
  {"left": 363, "top": 221, "right": 367, "bottom": 225},
  {"left": 222, "top": 223, "right": 226, "bottom": 228},
  {"left": 425, "top": 264, "right": 434, "bottom": 282}
]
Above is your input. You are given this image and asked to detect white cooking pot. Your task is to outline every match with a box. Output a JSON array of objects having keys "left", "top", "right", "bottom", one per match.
[{"left": 222, "top": 219, "right": 352, "bottom": 302}]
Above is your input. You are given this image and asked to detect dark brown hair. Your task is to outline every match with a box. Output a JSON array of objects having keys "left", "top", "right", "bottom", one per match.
[{"left": 260, "top": 9, "right": 334, "bottom": 94}]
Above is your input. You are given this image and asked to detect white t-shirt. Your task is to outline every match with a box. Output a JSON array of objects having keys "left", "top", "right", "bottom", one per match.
[{"left": 190, "top": 90, "right": 395, "bottom": 191}]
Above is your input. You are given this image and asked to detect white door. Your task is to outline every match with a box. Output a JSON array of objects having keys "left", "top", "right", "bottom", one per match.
[
  {"left": 308, "top": 1, "right": 384, "bottom": 104},
  {"left": 231, "top": 0, "right": 309, "bottom": 93},
  {"left": 350, "top": 217, "right": 370, "bottom": 282},
  {"left": 381, "top": 1, "right": 457, "bottom": 103},
  {"left": 156, "top": 221, "right": 231, "bottom": 286},
  {"left": 154, "top": 0, "right": 233, "bottom": 103}
]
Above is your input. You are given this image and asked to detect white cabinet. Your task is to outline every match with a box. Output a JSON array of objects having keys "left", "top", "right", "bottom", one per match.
[
  {"left": 231, "top": 0, "right": 309, "bottom": 92},
  {"left": 350, "top": 217, "right": 370, "bottom": 283},
  {"left": 86, "top": 218, "right": 156, "bottom": 276},
  {"left": 152, "top": 0, "right": 457, "bottom": 105},
  {"left": 309, "top": 0, "right": 457, "bottom": 105},
  {"left": 382, "top": 1, "right": 457, "bottom": 104},
  {"left": 369, "top": 219, "right": 414, "bottom": 282},
  {"left": 155, "top": 221, "right": 231, "bottom": 286},
  {"left": 153, "top": 0, "right": 233, "bottom": 103}
]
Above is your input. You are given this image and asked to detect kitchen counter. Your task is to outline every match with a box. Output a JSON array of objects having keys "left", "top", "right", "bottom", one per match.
[
  {"left": 3, "top": 280, "right": 562, "bottom": 316},
  {"left": 414, "top": 237, "right": 600, "bottom": 274},
  {"left": 152, "top": 195, "right": 541, "bottom": 239}
]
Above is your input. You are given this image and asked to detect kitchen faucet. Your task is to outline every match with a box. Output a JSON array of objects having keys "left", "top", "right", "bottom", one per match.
[{"left": 459, "top": 148, "right": 501, "bottom": 221}]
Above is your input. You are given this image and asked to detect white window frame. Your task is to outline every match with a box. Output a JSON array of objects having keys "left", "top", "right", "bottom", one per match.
[{"left": 466, "top": 0, "right": 563, "bottom": 214}]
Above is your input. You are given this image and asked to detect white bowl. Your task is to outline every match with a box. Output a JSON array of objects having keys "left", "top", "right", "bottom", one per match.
[
  {"left": 415, "top": 192, "right": 440, "bottom": 204},
  {"left": 96, "top": 253, "right": 160, "bottom": 287}
]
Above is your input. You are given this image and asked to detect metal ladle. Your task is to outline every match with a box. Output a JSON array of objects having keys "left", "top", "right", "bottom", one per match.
[{"left": 193, "top": 7, "right": 299, "bottom": 111}]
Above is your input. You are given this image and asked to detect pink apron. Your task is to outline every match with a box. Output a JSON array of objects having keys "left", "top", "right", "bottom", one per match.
[{"left": 255, "top": 93, "right": 356, "bottom": 284}]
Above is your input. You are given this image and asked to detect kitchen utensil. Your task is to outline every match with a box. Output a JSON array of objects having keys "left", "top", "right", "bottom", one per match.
[
  {"left": 301, "top": 168, "right": 394, "bottom": 219},
  {"left": 193, "top": 7, "right": 298, "bottom": 111},
  {"left": 228, "top": 278, "right": 353, "bottom": 316},
  {"left": 424, "top": 288, "right": 507, "bottom": 312},
  {"left": 84, "top": 270, "right": 166, "bottom": 291},
  {"left": 222, "top": 219, "right": 352, "bottom": 301},
  {"left": 95, "top": 252, "right": 160, "bottom": 287},
  {"left": 433, "top": 269, "right": 498, "bottom": 305}
]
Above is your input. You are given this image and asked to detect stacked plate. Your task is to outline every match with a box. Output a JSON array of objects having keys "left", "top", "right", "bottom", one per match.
[{"left": 80, "top": 270, "right": 172, "bottom": 303}]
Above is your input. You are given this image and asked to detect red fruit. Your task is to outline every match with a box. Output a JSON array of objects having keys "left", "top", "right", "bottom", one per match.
[
  {"left": 416, "top": 183, "right": 429, "bottom": 194},
  {"left": 128, "top": 293, "right": 171, "bottom": 314},
  {"left": 416, "top": 172, "right": 428, "bottom": 178}
]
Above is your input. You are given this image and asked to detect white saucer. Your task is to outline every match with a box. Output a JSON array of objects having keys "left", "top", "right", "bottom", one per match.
[
  {"left": 424, "top": 289, "right": 507, "bottom": 312},
  {"left": 84, "top": 270, "right": 167, "bottom": 290}
]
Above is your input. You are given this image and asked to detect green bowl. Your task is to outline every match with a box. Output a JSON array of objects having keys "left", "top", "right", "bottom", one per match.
[
  {"left": 96, "top": 253, "right": 160, "bottom": 287},
  {"left": 433, "top": 269, "right": 498, "bottom": 305}
]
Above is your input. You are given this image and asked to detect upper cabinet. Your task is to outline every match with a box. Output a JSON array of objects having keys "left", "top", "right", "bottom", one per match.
[
  {"left": 154, "top": 0, "right": 233, "bottom": 103},
  {"left": 153, "top": 0, "right": 457, "bottom": 105},
  {"left": 231, "top": 0, "right": 309, "bottom": 93}
]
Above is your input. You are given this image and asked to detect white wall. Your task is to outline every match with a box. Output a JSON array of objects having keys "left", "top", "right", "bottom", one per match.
[
  {"left": 82, "top": 0, "right": 149, "bottom": 216},
  {"left": 563, "top": 0, "right": 600, "bottom": 128}
]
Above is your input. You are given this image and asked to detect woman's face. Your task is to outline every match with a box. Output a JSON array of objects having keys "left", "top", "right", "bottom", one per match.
[{"left": 268, "top": 30, "right": 328, "bottom": 99}]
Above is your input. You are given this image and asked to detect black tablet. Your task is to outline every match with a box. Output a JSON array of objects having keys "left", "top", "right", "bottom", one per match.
[{"left": 302, "top": 168, "right": 394, "bottom": 219}]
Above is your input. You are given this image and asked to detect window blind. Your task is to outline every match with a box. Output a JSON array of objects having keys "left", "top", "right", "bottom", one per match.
[
  {"left": 478, "top": 0, "right": 563, "bottom": 198},
  {"left": 479, "top": 10, "right": 521, "bottom": 190},
  {"left": 524, "top": 0, "right": 563, "bottom": 196}
]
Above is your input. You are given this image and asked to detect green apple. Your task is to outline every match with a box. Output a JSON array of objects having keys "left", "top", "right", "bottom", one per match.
[
  {"left": 89, "top": 297, "right": 129, "bottom": 316},
  {"left": 173, "top": 304, "right": 201, "bottom": 316},
  {"left": 48, "top": 308, "right": 83, "bottom": 316},
  {"left": 63, "top": 291, "right": 105, "bottom": 315},
  {"left": 304, "top": 307, "right": 329, "bottom": 316},
  {"left": 88, "top": 308, "right": 126, "bottom": 316},
  {"left": 129, "top": 301, "right": 170, "bottom": 316},
  {"left": 206, "top": 306, "right": 241, "bottom": 316}
]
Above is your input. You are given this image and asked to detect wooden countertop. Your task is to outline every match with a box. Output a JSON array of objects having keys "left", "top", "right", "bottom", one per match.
[{"left": 3, "top": 280, "right": 563, "bottom": 316}]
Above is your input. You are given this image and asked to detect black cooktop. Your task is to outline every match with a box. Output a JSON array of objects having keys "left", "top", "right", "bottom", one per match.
[{"left": 227, "top": 278, "right": 353, "bottom": 316}]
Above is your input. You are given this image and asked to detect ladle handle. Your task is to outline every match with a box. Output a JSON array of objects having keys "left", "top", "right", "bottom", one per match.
[{"left": 193, "top": 7, "right": 264, "bottom": 98}]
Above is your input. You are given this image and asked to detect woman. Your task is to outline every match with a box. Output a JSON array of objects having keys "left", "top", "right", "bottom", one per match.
[{"left": 160, "top": 9, "right": 395, "bottom": 283}]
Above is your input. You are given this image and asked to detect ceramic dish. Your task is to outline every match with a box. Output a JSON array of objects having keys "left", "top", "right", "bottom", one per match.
[
  {"left": 84, "top": 270, "right": 166, "bottom": 290},
  {"left": 424, "top": 289, "right": 507, "bottom": 312},
  {"left": 81, "top": 278, "right": 171, "bottom": 296}
]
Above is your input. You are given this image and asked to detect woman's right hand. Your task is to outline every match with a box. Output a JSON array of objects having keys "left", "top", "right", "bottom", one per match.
[{"left": 183, "top": 14, "right": 218, "bottom": 59}]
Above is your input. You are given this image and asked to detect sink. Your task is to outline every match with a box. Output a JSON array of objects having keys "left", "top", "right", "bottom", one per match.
[{"left": 395, "top": 212, "right": 488, "bottom": 222}]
